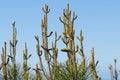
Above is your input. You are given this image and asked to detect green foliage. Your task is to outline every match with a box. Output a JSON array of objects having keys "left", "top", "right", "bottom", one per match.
[
  {"left": 56, "top": 61, "right": 91, "bottom": 80},
  {"left": 7, "top": 63, "right": 22, "bottom": 80}
]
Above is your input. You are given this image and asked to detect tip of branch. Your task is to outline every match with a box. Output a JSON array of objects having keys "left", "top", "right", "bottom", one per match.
[
  {"left": 12, "top": 21, "right": 15, "bottom": 27},
  {"left": 35, "top": 36, "right": 39, "bottom": 41}
]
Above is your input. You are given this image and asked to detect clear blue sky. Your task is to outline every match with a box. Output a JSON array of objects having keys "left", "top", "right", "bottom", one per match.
[{"left": 0, "top": 0, "right": 120, "bottom": 79}]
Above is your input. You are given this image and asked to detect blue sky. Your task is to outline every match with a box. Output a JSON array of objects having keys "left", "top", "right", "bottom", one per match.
[{"left": 0, "top": 0, "right": 120, "bottom": 79}]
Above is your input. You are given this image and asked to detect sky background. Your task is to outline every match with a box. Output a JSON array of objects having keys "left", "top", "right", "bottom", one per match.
[{"left": 0, "top": 0, "right": 120, "bottom": 79}]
